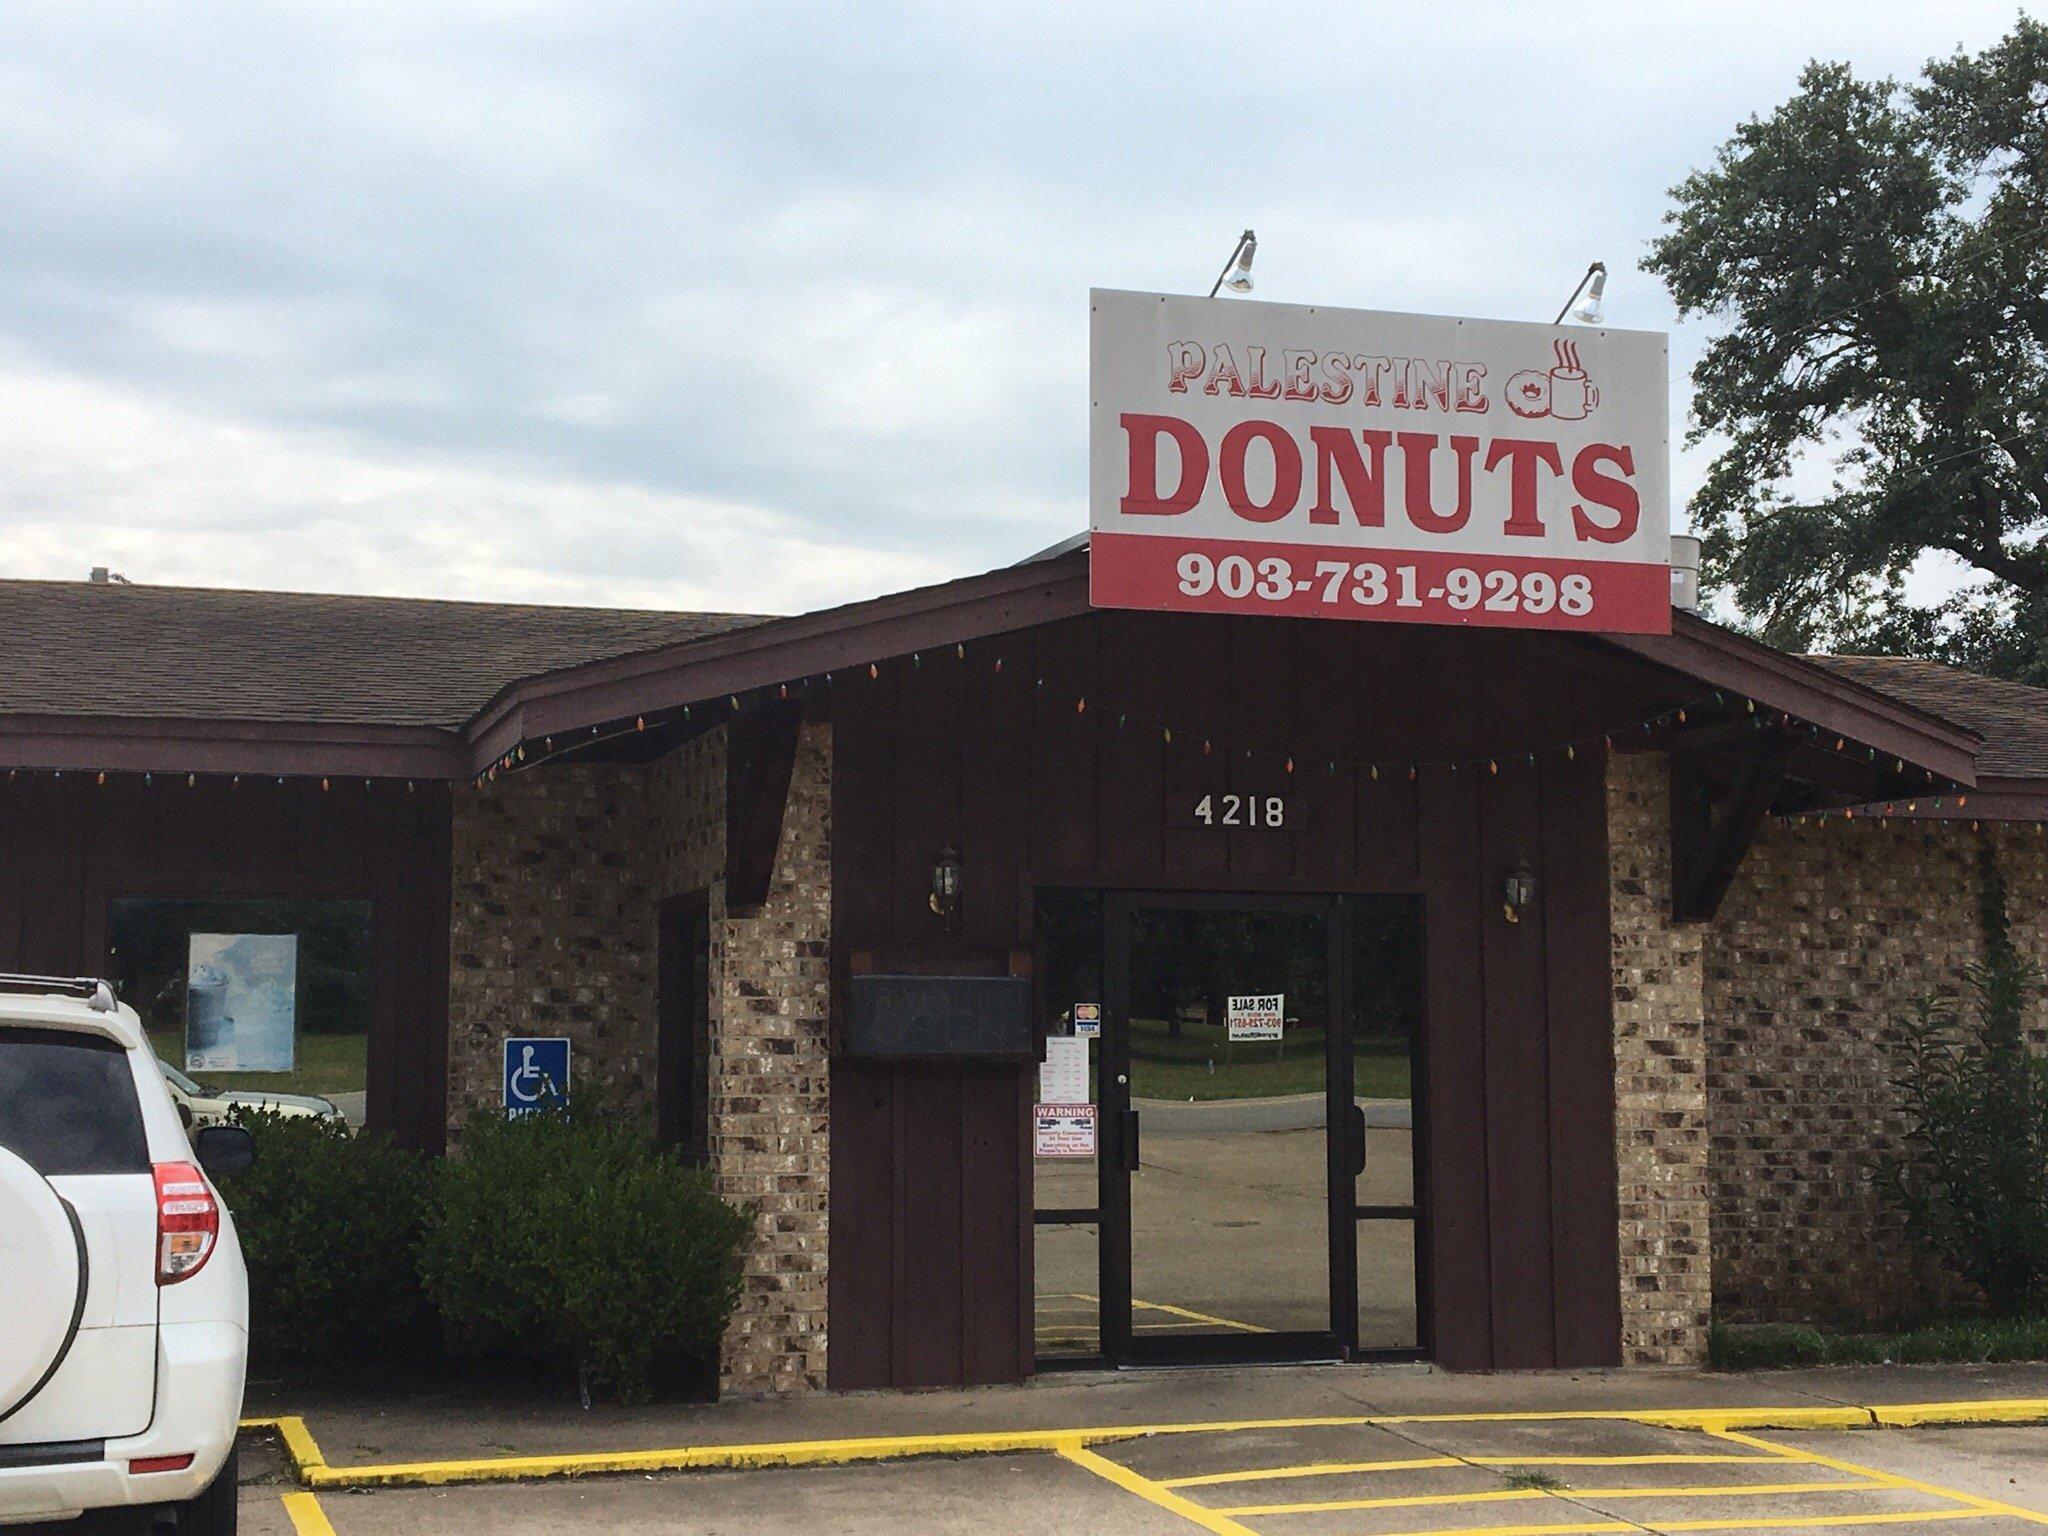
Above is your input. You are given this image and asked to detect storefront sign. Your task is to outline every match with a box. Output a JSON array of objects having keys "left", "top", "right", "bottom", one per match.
[
  {"left": 1088, "top": 290, "right": 1670, "bottom": 633},
  {"left": 1227, "top": 993, "right": 1284, "bottom": 1042},
  {"left": 503, "top": 1036, "right": 571, "bottom": 1118},
  {"left": 1034, "top": 1103, "right": 1098, "bottom": 1159},
  {"left": 185, "top": 932, "right": 298, "bottom": 1073}
]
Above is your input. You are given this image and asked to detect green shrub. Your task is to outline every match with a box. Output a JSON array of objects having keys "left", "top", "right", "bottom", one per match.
[
  {"left": 1710, "top": 1315, "right": 2048, "bottom": 1369},
  {"left": 418, "top": 1109, "right": 750, "bottom": 1402},
  {"left": 1878, "top": 844, "right": 2048, "bottom": 1315},
  {"left": 1708, "top": 1321, "right": 1829, "bottom": 1370},
  {"left": 218, "top": 1111, "right": 432, "bottom": 1373}
]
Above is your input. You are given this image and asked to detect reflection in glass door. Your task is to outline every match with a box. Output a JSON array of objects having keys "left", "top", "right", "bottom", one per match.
[
  {"left": 1350, "top": 899, "right": 1424, "bottom": 1352},
  {"left": 1030, "top": 888, "right": 1424, "bottom": 1368},
  {"left": 1118, "top": 903, "right": 1337, "bottom": 1353}
]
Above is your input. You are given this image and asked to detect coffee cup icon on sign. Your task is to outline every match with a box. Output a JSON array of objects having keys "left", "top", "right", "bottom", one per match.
[{"left": 1505, "top": 338, "right": 1600, "bottom": 421}]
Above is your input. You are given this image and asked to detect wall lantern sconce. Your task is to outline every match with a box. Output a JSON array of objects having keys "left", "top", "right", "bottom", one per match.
[
  {"left": 929, "top": 846, "right": 962, "bottom": 917},
  {"left": 1502, "top": 860, "right": 1537, "bottom": 925}
]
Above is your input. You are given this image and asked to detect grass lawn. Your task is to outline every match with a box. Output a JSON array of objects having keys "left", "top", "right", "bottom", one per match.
[
  {"left": 1128, "top": 1015, "right": 1412, "bottom": 1102},
  {"left": 147, "top": 1028, "right": 367, "bottom": 1097}
]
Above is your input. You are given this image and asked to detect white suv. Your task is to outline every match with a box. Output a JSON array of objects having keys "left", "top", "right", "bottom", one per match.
[{"left": 0, "top": 975, "right": 251, "bottom": 1531}]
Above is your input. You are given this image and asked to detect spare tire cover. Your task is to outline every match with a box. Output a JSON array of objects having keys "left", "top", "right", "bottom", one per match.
[{"left": 0, "top": 1145, "right": 83, "bottom": 1420}]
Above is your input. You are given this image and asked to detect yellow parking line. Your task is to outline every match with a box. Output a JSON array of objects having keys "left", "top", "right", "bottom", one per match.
[
  {"left": 1131, "top": 1300, "right": 1273, "bottom": 1334},
  {"left": 1164, "top": 1454, "right": 1466, "bottom": 1487},
  {"left": 1371, "top": 1515, "right": 1982, "bottom": 1536},
  {"left": 1161, "top": 1453, "right": 1796, "bottom": 1489},
  {"left": 281, "top": 1491, "right": 337, "bottom": 1536},
  {"left": 1061, "top": 1291, "right": 1274, "bottom": 1334},
  {"left": 1718, "top": 1429, "right": 2048, "bottom": 1528},
  {"left": 1056, "top": 1439, "right": 1261, "bottom": 1536},
  {"left": 1214, "top": 1480, "right": 1878, "bottom": 1518}
]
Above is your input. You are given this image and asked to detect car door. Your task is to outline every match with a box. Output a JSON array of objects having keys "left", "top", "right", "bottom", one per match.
[{"left": 0, "top": 1027, "right": 161, "bottom": 1442}]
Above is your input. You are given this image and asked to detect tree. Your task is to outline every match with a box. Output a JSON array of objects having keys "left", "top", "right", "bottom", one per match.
[
  {"left": 1645, "top": 21, "right": 2048, "bottom": 682},
  {"left": 1879, "top": 841, "right": 2048, "bottom": 1315}
]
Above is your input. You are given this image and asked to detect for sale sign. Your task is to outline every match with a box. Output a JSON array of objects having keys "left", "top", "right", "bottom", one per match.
[
  {"left": 1228, "top": 994, "right": 1284, "bottom": 1043},
  {"left": 1088, "top": 290, "right": 1670, "bottom": 633}
]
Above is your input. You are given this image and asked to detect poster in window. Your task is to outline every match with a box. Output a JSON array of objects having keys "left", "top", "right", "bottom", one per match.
[{"left": 186, "top": 933, "right": 299, "bottom": 1073}]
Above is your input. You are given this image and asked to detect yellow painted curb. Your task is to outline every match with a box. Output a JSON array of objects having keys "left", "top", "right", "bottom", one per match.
[
  {"left": 232, "top": 1395, "right": 2048, "bottom": 1493},
  {"left": 1869, "top": 1397, "right": 2048, "bottom": 1428}
]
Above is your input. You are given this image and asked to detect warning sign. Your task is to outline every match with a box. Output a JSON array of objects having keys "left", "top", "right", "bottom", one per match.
[
  {"left": 1034, "top": 1103, "right": 1098, "bottom": 1159},
  {"left": 1227, "top": 994, "right": 1284, "bottom": 1042}
]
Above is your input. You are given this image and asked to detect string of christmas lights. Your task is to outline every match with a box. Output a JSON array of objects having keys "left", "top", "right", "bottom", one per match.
[
  {"left": 468, "top": 643, "right": 1965, "bottom": 801},
  {"left": 0, "top": 644, "right": 1975, "bottom": 809}
]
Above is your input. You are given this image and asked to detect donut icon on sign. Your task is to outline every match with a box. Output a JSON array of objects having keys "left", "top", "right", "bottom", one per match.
[{"left": 1505, "top": 338, "right": 1601, "bottom": 421}]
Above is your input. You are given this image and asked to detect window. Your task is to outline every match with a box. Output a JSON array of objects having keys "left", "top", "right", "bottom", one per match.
[
  {"left": 105, "top": 897, "right": 372, "bottom": 1104},
  {"left": 656, "top": 892, "right": 712, "bottom": 1164},
  {"left": 0, "top": 1029, "right": 150, "bottom": 1175}
]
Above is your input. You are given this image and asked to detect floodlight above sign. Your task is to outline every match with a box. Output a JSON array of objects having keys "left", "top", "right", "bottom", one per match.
[{"left": 1088, "top": 289, "right": 1671, "bottom": 634}]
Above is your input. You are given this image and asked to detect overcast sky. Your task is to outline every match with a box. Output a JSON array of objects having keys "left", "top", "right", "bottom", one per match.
[{"left": 0, "top": 3, "right": 2029, "bottom": 614}]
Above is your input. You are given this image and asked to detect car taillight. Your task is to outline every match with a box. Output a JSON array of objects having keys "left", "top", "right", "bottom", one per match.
[
  {"left": 153, "top": 1161, "right": 218, "bottom": 1285},
  {"left": 129, "top": 1453, "right": 195, "bottom": 1474}
]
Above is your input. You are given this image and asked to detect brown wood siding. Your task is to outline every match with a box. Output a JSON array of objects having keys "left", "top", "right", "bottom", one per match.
[
  {"left": 828, "top": 610, "right": 1639, "bottom": 1389},
  {"left": 0, "top": 775, "right": 452, "bottom": 1152}
]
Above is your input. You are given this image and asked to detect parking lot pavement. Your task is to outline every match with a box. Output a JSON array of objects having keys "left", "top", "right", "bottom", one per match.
[
  {"left": 226, "top": 1408, "right": 2048, "bottom": 1536},
  {"left": 234, "top": 1453, "right": 1198, "bottom": 1535}
]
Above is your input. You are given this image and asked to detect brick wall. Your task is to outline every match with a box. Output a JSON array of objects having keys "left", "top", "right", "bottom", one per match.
[
  {"left": 446, "top": 723, "right": 832, "bottom": 1394},
  {"left": 446, "top": 766, "right": 659, "bottom": 1130},
  {"left": 1608, "top": 750, "right": 1712, "bottom": 1364},
  {"left": 1705, "top": 818, "right": 2048, "bottom": 1325}
]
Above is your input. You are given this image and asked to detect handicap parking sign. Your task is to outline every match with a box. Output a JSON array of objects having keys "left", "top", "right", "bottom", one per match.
[{"left": 503, "top": 1036, "right": 571, "bottom": 1118}]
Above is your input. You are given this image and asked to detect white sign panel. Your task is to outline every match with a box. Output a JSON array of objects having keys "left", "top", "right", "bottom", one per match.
[
  {"left": 1228, "top": 993, "right": 1284, "bottom": 1043},
  {"left": 186, "top": 932, "right": 298, "bottom": 1073},
  {"left": 1039, "top": 1034, "right": 1091, "bottom": 1106},
  {"left": 1089, "top": 289, "right": 1670, "bottom": 633},
  {"left": 1034, "top": 1103, "right": 1098, "bottom": 1159}
]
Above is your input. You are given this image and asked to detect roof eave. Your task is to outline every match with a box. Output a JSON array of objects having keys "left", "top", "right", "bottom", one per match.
[
  {"left": 1596, "top": 613, "right": 1981, "bottom": 787},
  {"left": 0, "top": 712, "right": 470, "bottom": 780}
]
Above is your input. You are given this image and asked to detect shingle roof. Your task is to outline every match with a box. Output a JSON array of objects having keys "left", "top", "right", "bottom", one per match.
[
  {"left": 0, "top": 578, "right": 770, "bottom": 727},
  {"left": 5, "top": 574, "right": 2043, "bottom": 781},
  {"left": 1805, "top": 654, "right": 2048, "bottom": 779}
]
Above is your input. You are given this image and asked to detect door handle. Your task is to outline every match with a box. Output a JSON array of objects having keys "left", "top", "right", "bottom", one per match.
[
  {"left": 1350, "top": 1103, "right": 1367, "bottom": 1178},
  {"left": 1122, "top": 1108, "right": 1141, "bottom": 1169}
]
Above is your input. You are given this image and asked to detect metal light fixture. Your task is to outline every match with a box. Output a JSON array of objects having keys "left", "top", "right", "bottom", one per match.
[
  {"left": 1553, "top": 260, "right": 1606, "bottom": 325},
  {"left": 1502, "top": 860, "right": 1537, "bottom": 924},
  {"left": 929, "top": 846, "right": 962, "bottom": 916},
  {"left": 1209, "top": 229, "right": 1257, "bottom": 298}
]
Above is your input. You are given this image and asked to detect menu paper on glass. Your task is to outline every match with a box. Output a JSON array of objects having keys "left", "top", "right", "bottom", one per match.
[
  {"left": 1089, "top": 290, "right": 1670, "bottom": 633},
  {"left": 1039, "top": 1034, "right": 1091, "bottom": 1106}
]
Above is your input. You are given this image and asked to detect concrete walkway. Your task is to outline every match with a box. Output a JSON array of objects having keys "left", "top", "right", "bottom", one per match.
[{"left": 246, "top": 1360, "right": 2048, "bottom": 1472}]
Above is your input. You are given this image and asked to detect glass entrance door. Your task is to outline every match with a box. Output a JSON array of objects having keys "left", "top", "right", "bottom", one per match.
[
  {"left": 1103, "top": 894, "right": 1347, "bottom": 1362},
  {"left": 1030, "top": 889, "right": 1424, "bottom": 1369}
]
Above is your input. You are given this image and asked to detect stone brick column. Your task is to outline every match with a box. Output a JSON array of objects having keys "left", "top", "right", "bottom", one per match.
[
  {"left": 648, "top": 723, "right": 832, "bottom": 1394},
  {"left": 1607, "top": 750, "right": 1711, "bottom": 1365}
]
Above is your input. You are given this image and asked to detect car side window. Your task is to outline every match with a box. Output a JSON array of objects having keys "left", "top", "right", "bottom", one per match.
[{"left": 0, "top": 1029, "right": 151, "bottom": 1175}]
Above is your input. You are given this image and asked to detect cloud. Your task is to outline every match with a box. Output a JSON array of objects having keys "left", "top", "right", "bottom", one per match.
[
  {"left": 0, "top": 0, "right": 2032, "bottom": 603},
  {"left": 0, "top": 360, "right": 953, "bottom": 611}
]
